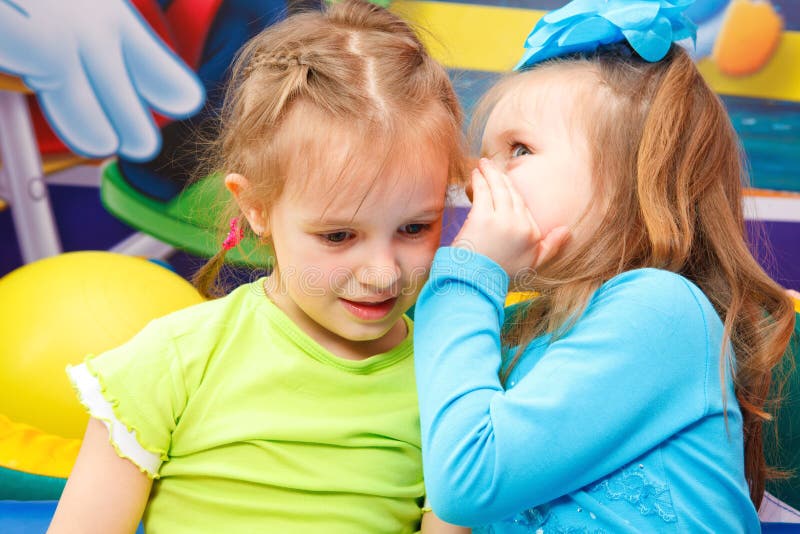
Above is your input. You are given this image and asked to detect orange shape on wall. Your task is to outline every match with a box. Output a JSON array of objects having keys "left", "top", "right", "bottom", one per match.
[{"left": 713, "top": 0, "right": 783, "bottom": 77}]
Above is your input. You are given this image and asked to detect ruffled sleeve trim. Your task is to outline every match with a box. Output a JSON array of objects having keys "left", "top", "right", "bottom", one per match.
[{"left": 67, "top": 362, "right": 163, "bottom": 479}]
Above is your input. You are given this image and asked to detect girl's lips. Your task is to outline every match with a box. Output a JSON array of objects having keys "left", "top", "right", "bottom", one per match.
[{"left": 340, "top": 297, "right": 398, "bottom": 321}]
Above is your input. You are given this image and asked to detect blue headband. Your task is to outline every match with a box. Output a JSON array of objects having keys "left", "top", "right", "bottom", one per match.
[{"left": 515, "top": 0, "right": 698, "bottom": 71}]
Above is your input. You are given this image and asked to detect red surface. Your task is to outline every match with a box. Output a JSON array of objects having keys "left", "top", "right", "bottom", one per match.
[{"left": 166, "top": 0, "right": 224, "bottom": 69}]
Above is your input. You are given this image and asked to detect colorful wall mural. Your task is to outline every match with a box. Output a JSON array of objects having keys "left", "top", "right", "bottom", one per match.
[
  {"left": 0, "top": 1, "right": 798, "bottom": 525},
  {"left": 0, "top": 0, "right": 797, "bottom": 281}
]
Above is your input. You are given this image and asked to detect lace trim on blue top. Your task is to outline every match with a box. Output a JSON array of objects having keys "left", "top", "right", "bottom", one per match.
[
  {"left": 589, "top": 464, "right": 677, "bottom": 523},
  {"left": 474, "top": 464, "right": 676, "bottom": 533}
]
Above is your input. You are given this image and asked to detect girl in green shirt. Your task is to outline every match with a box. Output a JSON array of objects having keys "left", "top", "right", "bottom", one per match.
[{"left": 49, "top": 1, "right": 469, "bottom": 532}]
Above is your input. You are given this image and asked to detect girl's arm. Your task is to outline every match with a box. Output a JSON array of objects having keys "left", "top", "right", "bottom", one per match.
[
  {"left": 415, "top": 255, "right": 717, "bottom": 525},
  {"left": 421, "top": 511, "right": 471, "bottom": 534},
  {"left": 48, "top": 418, "right": 153, "bottom": 534}
]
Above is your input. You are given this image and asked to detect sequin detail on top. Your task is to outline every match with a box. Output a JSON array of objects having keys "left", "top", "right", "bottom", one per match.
[
  {"left": 588, "top": 464, "right": 677, "bottom": 523},
  {"left": 473, "top": 462, "right": 677, "bottom": 532},
  {"left": 473, "top": 505, "right": 605, "bottom": 534}
]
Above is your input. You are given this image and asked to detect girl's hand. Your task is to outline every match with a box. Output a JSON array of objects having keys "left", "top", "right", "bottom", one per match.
[{"left": 452, "top": 158, "right": 569, "bottom": 285}]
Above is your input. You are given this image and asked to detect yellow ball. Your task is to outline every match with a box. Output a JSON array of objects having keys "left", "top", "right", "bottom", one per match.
[{"left": 0, "top": 252, "right": 204, "bottom": 439}]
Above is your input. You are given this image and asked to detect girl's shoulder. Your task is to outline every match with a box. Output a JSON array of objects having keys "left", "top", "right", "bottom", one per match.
[
  {"left": 568, "top": 268, "right": 724, "bottom": 383},
  {"left": 596, "top": 268, "right": 715, "bottom": 317},
  {"left": 602, "top": 267, "right": 698, "bottom": 292},
  {"left": 506, "top": 269, "right": 716, "bottom": 332},
  {"left": 144, "top": 278, "right": 268, "bottom": 341},
  {"left": 581, "top": 268, "right": 724, "bottom": 345}
]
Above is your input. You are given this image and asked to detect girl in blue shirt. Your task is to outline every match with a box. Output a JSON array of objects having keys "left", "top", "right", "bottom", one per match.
[{"left": 413, "top": 0, "right": 796, "bottom": 531}]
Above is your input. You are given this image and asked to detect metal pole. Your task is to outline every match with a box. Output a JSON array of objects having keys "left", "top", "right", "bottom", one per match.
[{"left": 0, "top": 90, "right": 61, "bottom": 263}]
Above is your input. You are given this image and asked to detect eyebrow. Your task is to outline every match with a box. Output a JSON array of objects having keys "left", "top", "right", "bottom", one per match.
[
  {"left": 307, "top": 207, "right": 445, "bottom": 227},
  {"left": 410, "top": 207, "right": 446, "bottom": 219}
]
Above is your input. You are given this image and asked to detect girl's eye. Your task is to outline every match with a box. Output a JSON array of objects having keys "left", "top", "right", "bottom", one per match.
[
  {"left": 400, "top": 223, "right": 429, "bottom": 236},
  {"left": 321, "top": 231, "right": 352, "bottom": 243},
  {"left": 511, "top": 144, "right": 532, "bottom": 158}
]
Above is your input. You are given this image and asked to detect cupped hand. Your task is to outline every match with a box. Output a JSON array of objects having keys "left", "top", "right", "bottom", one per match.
[{"left": 452, "top": 158, "right": 569, "bottom": 286}]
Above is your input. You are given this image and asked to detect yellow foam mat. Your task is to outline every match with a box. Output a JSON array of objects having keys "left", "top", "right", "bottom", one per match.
[{"left": 0, "top": 414, "right": 80, "bottom": 479}]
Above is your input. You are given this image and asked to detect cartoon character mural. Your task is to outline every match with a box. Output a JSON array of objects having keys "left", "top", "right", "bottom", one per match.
[
  {"left": 0, "top": 0, "right": 798, "bottom": 528},
  {"left": 0, "top": 0, "right": 204, "bottom": 161},
  {"left": 689, "top": 0, "right": 784, "bottom": 76},
  {"left": 1, "top": 0, "right": 797, "bottom": 267},
  {"left": 0, "top": 0, "right": 294, "bottom": 163},
  {"left": 684, "top": 1, "right": 800, "bottom": 194}
]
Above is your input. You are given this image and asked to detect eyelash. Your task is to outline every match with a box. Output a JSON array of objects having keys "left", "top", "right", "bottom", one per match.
[
  {"left": 399, "top": 223, "right": 431, "bottom": 237},
  {"left": 509, "top": 142, "right": 532, "bottom": 158},
  {"left": 319, "top": 231, "right": 353, "bottom": 244},
  {"left": 317, "top": 224, "right": 432, "bottom": 245}
]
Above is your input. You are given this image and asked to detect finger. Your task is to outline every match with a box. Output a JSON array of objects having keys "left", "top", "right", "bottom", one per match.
[
  {"left": 451, "top": 172, "right": 487, "bottom": 251},
  {"left": 500, "top": 171, "right": 526, "bottom": 214},
  {"left": 121, "top": 5, "right": 205, "bottom": 118},
  {"left": 0, "top": 2, "right": 40, "bottom": 76},
  {"left": 469, "top": 168, "right": 492, "bottom": 212},
  {"left": 0, "top": 0, "right": 27, "bottom": 19},
  {"left": 79, "top": 37, "right": 161, "bottom": 161},
  {"left": 38, "top": 71, "right": 119, "bottom": 158},
  {"left": 535, "top": 226, "right": 570, "bottom": 268},
  {"left": 478, "top": 158, "right": 513, "bottom": 213}
]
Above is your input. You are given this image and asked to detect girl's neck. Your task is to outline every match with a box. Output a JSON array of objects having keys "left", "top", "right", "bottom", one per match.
[
  {"left": 317, "top": 319, "right": 408, "bottom": 361},
  {"left": 262, "top": 279, "right": 409, "bottom": 361}
]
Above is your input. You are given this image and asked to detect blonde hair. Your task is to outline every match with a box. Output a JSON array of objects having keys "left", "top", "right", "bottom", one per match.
[
  {"left": 194, "top": 0, "right": 466, "bottom": 296},
  {"left": 479, "top": 45, "right": 795, "bottom": 507}
]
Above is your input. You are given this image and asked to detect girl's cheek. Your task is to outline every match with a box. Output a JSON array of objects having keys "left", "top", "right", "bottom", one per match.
[
  {"left": 328, "top": 265, "right": 355, "bottom": 291},
  {"left": 421, "top": 231, "right": 442, "bottom": 255}
]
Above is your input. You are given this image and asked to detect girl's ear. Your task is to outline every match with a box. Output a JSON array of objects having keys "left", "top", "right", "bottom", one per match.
[{"left": 225, "top": 173, "right": 269, "bottom": 237}]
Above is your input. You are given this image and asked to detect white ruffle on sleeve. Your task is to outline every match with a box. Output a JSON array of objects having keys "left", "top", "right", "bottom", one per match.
[{"left": 67, "top": 363, "right": 162, "bottom": 477}]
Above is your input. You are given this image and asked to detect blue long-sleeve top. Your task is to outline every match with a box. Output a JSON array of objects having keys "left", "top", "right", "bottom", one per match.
[{"left": 414, "top": 248, "right": 759, "bottom": 532}]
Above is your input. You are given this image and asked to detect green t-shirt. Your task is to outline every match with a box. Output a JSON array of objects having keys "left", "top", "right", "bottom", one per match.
[{"left": 81, "top": 279, "right": 424, "bottom": 533}]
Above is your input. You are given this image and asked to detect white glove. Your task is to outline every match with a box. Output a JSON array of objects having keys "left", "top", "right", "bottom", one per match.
[{"left": 0, "top": 0, "right": 205, "bottom": 160}]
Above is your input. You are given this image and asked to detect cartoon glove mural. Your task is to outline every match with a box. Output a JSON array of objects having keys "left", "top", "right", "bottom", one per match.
[{"left": 0, "top": 0, "right": 205, "bottom": 161}]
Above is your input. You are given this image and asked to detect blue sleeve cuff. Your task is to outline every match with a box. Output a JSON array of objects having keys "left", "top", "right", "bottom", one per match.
[{"left": 427, "top": 247, "right": 510, "bottom": 311}]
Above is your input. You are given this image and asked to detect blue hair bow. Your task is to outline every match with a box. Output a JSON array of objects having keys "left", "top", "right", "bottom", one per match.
[{"left": 515, "top": 0, "right": 698, "bottom": 71}]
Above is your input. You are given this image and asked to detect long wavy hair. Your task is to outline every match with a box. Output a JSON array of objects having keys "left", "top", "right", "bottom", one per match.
[
  {"left": 193, "top": 0, "right": 466, "bottom": 297},
  {"left": 476, "top": 45, "right": 795, "bottom": 507}
]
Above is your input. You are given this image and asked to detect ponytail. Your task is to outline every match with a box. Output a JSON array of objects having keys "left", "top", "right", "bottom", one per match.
[{"left": 192, "top": 249, "right": 229, "bottom": 299}]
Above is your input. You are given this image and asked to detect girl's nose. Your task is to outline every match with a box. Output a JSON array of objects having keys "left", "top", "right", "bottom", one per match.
[{"left": 357, "top": 247, "right": 400, "bottom": 291}]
